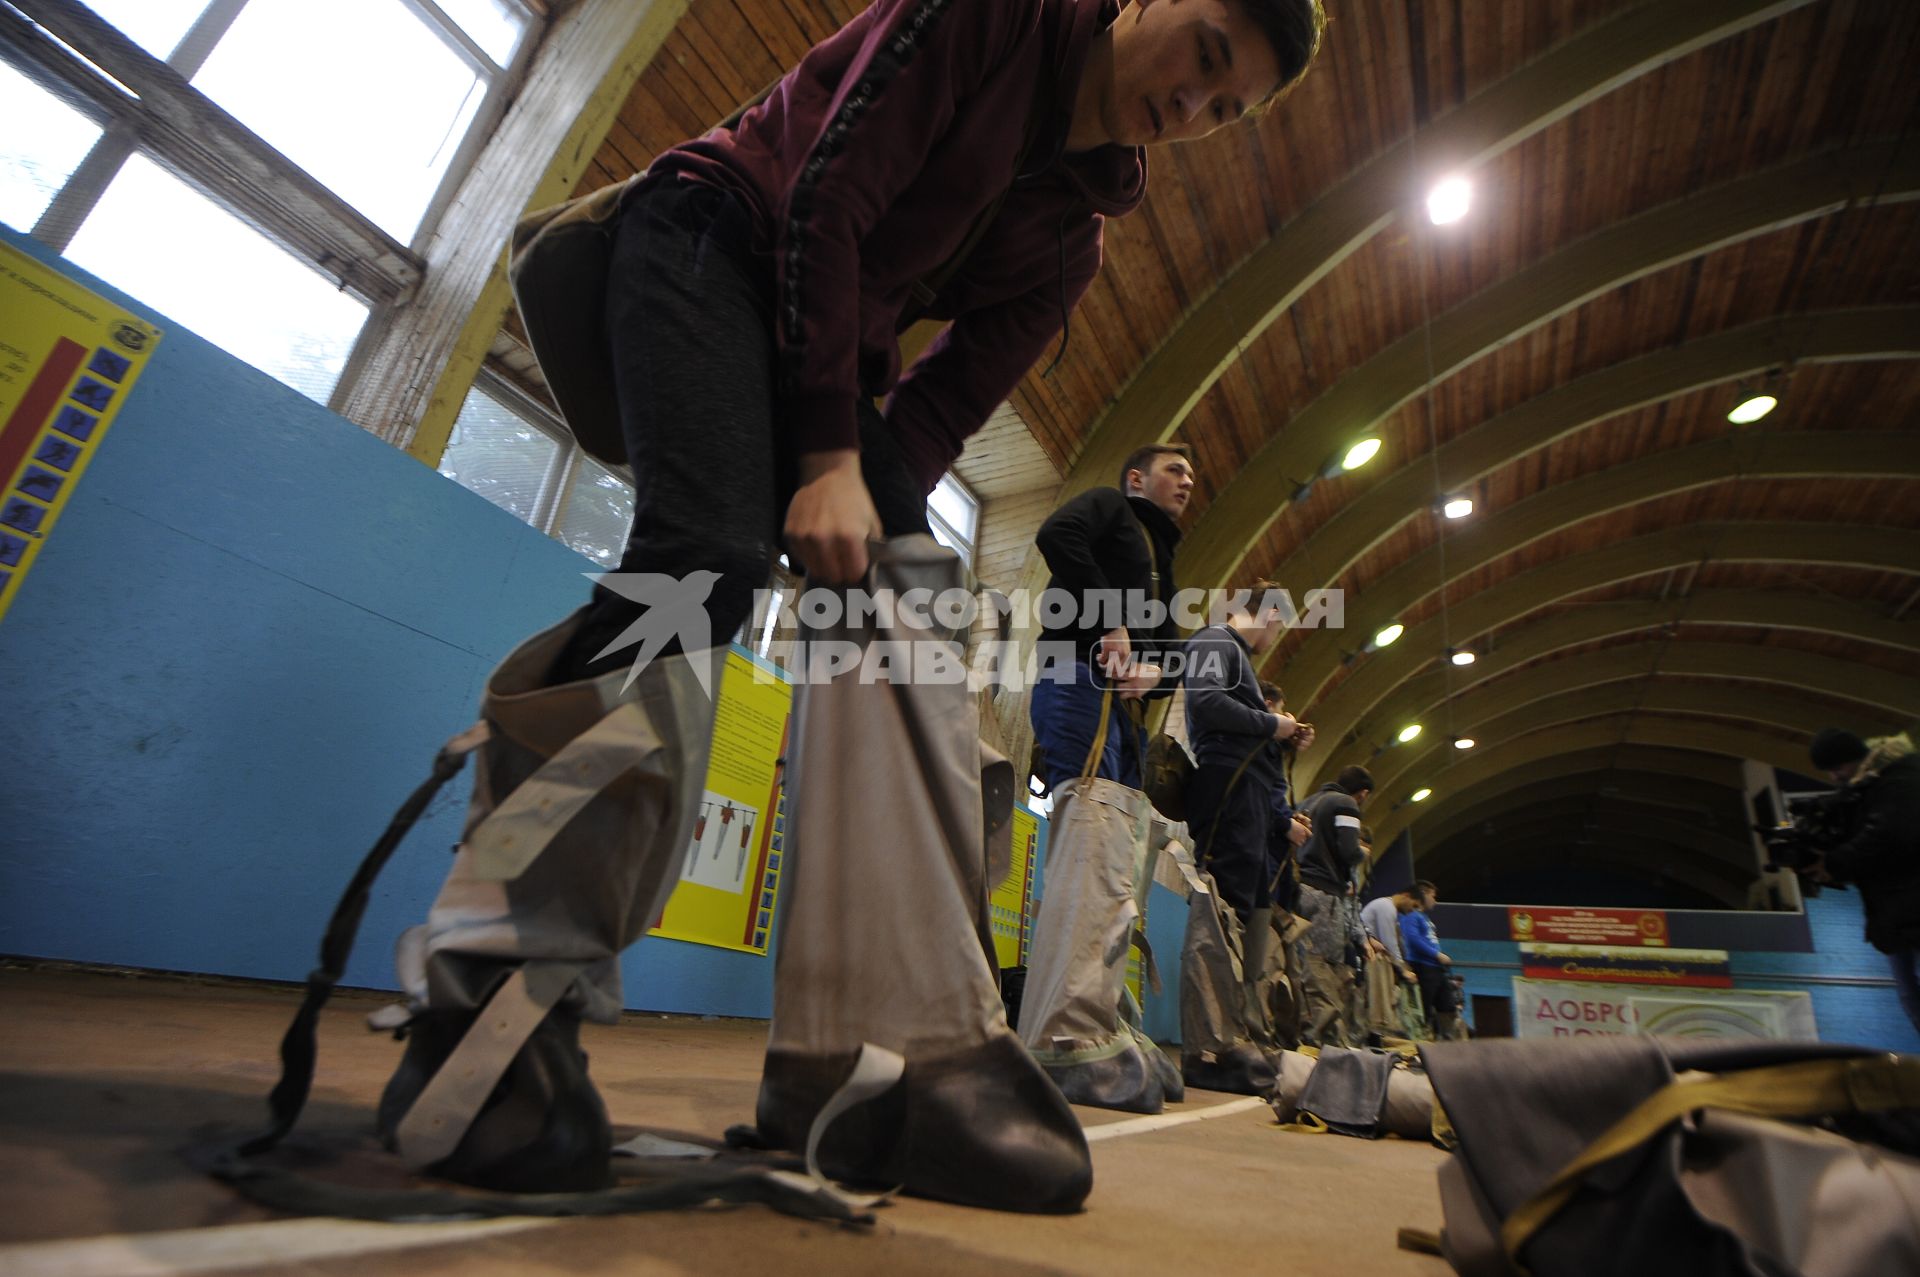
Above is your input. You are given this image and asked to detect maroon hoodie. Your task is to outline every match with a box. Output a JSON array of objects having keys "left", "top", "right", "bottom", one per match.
[{"left": 651, "top": 0, "right": 1147, "bottom": 494}]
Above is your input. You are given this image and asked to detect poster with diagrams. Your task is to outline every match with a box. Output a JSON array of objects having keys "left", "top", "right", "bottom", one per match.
[
  {"left": 682, "top": 790, "right": 759, "bottom": 894},
  {"left": 0, "top": 241, "right": 162, "bottom": 623},
  {"left": 650, "top": 645, "right": 792, "bottom": 955}
]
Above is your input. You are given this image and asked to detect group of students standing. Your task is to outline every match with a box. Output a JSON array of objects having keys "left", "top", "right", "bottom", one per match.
[{"left": 1022, "top": 442, "right": 1466, "bottom": 1115}]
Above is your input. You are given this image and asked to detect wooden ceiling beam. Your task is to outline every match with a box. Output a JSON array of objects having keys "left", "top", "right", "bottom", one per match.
[
  {"left": 1046, "top": 0, "right": 1815, "bottom": 509},
  {"left": 1300, "top": 589, "right": 1920, "bottom": 792},
  {"left": 1179, "top": 143, "right": 1920, "bottom": 589},
  {"left": 1276, "top": 430, "right": 1920, "bottom": 706},
  {"left": 1372, "top": 716, "right": 1814, "bottom": 846},
  {"left": 1301, "top": 522, "right": 1920, "bottom": 775},
  {"left": 999, "top": 0, "right": 1815, "bottom": 636},
  {"left": 1259, "top": 308, "right": 1920, "bottom": 615},
  {"left": 1364, "top": 666, "right": 1910, "bottom": 802}
]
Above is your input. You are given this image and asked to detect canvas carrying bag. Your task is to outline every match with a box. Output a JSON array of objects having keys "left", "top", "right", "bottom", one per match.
[
  {"left": 1017, "top": 689, "right": 1160, "bottom": 1069},
  {"left": 1411, "top": 1036, "right": 1920, "bottom": 1277}
]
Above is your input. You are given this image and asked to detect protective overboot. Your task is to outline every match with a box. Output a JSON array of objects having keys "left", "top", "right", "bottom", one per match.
[
  {"left": 750, "top": 537, "right": 1092, "bottom": 1213},
  {"left": 1016, "top": 761, "right": 1165, "bottom": 1114},
  {"left": 1241, "top": 906, "right": 1277, "bottom": 1048},
  {"left": 1121, "top": 990, "right": 1184, "bottom": 1104},
  {"left": 377, "top": 1001, "right": 609, "bottom": 1192},
  {"left": 1172, "top": 850, "right": 1278, "bottom": 1097},
  {"left": 378, "top": 609, "right": 716, "bottom": 1191}
]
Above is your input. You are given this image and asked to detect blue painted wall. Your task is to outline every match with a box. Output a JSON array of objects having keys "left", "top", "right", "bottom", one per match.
[
  {"left": 0, "top": 228, "right": 774, "bottom": 1018},
  {"left": 5, "top": 228, "right": 1912, "bottom": 1059}
]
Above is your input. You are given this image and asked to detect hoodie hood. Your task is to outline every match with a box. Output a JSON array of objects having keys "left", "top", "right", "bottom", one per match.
[{"left": 1037, "top": 0, "right": 1148, "bottom": 217}]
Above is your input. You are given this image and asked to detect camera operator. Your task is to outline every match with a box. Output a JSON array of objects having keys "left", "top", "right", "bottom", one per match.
[{"left": 1805, "top": 729, "right": 1920, "bottom": 1035}]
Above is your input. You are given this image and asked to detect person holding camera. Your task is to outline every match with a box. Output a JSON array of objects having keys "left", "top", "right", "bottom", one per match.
[{"left": 1806, "top": 729, "right": 1920, "bottom": 1035}]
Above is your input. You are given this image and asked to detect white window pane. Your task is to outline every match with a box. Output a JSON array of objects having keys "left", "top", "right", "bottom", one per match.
[
  {"left": 929, "top": 474, "right": 978, "bottom": 542},
  {"left": 429, "top": 0, "right": 529, "bottom": 66},
  {"left": 440, "top": 387, "right": 561, "bottom": 522},
  {"left": 191, "top": 0, "right": 489, "bottom": 241},
  {"left": 81, "top": 0, "right": 210, "bottom": 61},
  {"left": 64, "top": 153, "right": 368, "bottom": 403},
  {"left": 554, "top": 453, "right": 634, "bottom": 568},
  {"left": 0, "top": 63, "right": 104, "bottom": 231}
]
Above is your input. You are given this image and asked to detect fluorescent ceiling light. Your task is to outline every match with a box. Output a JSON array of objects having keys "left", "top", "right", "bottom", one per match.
[
  {"left": 1373, "top": 622, "right": 1404, "bottom": 648},
  {"left": 1411, "top": 787, "right": 1433, "bottom": 802},
  {"left": 1427, "top": 177, "right": 1471, "bottom": 225},
  {"left": 1727, "top": 394, "right": 1777, "bottom": 424},
  {"left": 1342, "top": 438, "right": 1382, "bottom": 470},
  {"left": 1443, "top": 497, "right": 1474, "bottom": 519},
  {"left": 1454, "top": 737, "right": 1476, "bottom": 750},
  {"left": 1450, "top": 650, "right": 1476, "bottom": 666},
  {"left": 1397, "top": 724, "right": 1423, "bottom": 744}
]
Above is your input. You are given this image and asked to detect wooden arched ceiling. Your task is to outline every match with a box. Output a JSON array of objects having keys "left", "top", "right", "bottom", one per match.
[{"left": 493, "top": 0, "right": 1920, "bottom": 895}]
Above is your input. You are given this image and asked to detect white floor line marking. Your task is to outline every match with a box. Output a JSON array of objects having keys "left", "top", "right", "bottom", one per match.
[
  {"left": 0, "top": 1217, "right": 554, "bottom": 1277},
  {"left": 3, "top": 1099, "right": 1271, "bottom": 1273},
  {"left": 1083, "top": 1095, "right": 1270, "bottom": 1142}
]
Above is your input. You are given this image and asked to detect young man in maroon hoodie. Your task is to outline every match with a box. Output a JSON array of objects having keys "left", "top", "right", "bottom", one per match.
[{"left": 382, "top": 0, "right": 1325, "bottom": 1213}]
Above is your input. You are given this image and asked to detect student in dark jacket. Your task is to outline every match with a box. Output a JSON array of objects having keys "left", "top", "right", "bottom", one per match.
[
  {"left": 1808, "top": 730, "right": 1920, "bottom": 1035},
  {"left": 1292, "top": 764, "right": 1373, "bottom": 1046},
  {"left": 1030, "top": 443, "right": 1192, "bottom": 787},
  {"left": 1182, "top": 584, "right": 1307, "bottom": 919}
]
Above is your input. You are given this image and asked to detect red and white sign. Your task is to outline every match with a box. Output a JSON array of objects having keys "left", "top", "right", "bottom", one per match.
[{"left": 1508, "top": 906, "right": 1668, "bottom": 947}]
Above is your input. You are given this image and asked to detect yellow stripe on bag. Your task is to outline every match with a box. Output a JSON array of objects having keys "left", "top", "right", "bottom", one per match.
[{"left": 1501, "top": 1054, "right": 1920, "bottom": 1272}]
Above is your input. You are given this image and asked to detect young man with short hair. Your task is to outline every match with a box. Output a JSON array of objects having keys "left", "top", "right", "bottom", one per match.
[
  {"left": 1029, "top": 443, "right": 1196, "bottom": 789},
  {"left": 1402, "top": 879, "right": 1463, "bottom": 1040},
  {"left": 381, "top": 0, "right": 1329, "bottom": 1213},
  {"left": 1292, "top": 763, "right": 1372, "bottom": 1047}
]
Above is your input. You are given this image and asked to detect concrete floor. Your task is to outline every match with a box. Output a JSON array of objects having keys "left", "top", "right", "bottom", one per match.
[{"left": 0, "top": 966, "right": 1453, "bottom": 1276}]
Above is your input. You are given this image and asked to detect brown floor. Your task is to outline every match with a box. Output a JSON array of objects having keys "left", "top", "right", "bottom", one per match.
[{"left": 0, "top": 965, "right": 1451, "bottom": 1275}]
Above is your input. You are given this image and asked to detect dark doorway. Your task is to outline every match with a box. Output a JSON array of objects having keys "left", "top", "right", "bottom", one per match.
[{"left": 1470, "top": 995, "right": 1513, "bottom": 1038}]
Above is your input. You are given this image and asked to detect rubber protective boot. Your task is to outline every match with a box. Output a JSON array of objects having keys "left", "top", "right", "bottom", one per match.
[
  {"left": 751, "top": 537, "right": 1092, "bottom": 1212},
  {"left": 1176, "top": 858, "right": 1278, "bottom": 1097},
  {"left": 379, "top": 608, "right": 715, "bottom": 1191},
  {"left": 378, "top": 1003, "right": 609, "bottom": 1192},
  {"left": 1016, "top": 760, "right": 1165, "bottom": 1114}
]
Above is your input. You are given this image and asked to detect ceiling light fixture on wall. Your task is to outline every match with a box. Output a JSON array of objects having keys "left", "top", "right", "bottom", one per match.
[
  {"left": 1727, "top": 394, "right": 1778, "bottom": 424},
  {"left": 1426, "top": 176, "right": 1471, "bottom": 225}
]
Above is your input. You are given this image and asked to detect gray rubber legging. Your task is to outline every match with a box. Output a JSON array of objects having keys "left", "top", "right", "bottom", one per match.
[{"left": 552, "top": 178, "right": 928, "bottom": 682}]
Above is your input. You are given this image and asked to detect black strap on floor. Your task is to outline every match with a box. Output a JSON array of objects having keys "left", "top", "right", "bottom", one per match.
[
  {"left": 210, "top": 728, "right": 877, "bottom": 1226},
  {"left": 240, "top": 731, "right": 481, "bottom": 1158}
]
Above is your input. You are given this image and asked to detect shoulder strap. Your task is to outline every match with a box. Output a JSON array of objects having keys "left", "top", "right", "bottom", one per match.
[{"left": 1500, "top": 1054, "right": 1920, "bottom": 1272}]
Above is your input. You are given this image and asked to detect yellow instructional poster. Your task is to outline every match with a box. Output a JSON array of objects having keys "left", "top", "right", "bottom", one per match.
[
  {"left": 0, "top": 242, "right": 162, "bottom": 622},
  {"left": 989, "top": 806, "right": 1045, "bottom": 968},
  {"left": 650, "top": 645, "right": 794, "bottom": 954}
]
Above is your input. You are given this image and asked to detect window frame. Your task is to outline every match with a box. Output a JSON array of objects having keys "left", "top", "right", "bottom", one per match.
[{"left": 2, "top": 0, "right": 540, "bottom": 302}]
